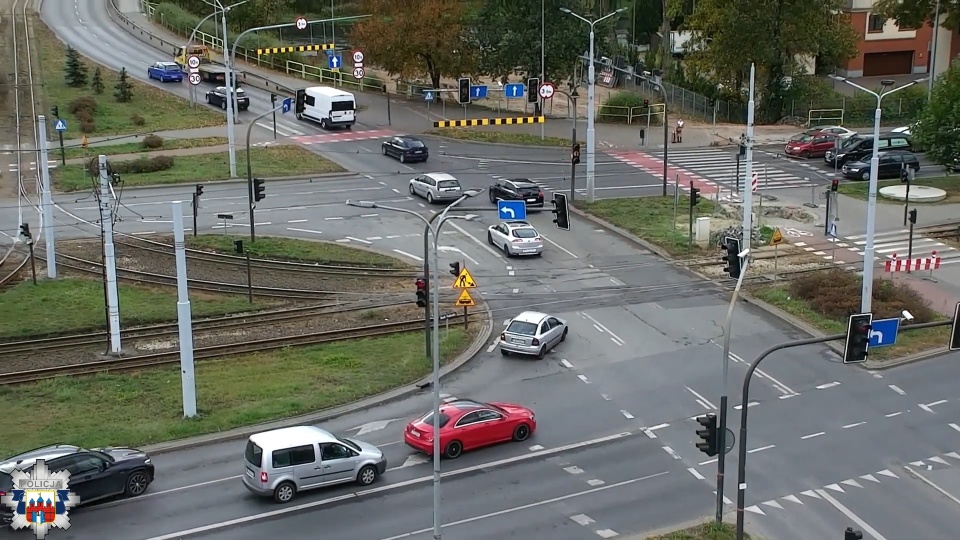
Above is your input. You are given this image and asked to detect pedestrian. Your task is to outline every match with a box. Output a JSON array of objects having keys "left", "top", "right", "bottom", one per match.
[{"left": 674, "top": 118, "right": 684, "bottom": 144}]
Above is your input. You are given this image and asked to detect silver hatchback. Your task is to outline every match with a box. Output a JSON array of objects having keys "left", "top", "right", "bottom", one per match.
[
  {"left": 409, "top": 172, "right": 462, "bottom": 203},
  {"left": 500, "top": 311, "right": 568, "bottom": 359}
]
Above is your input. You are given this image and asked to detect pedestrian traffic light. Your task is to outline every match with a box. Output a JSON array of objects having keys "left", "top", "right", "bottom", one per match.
[
  {"left": 458, "top": 77, "right": 471, "bottom": 104},
  {"left": 738, "top": 144, "right": 746, "bottom": 157},
  {"left": 195, "top": 184, "right": 203, "bottom": 197},
  {"left": 690, "top": 186, "right": 701, "bottom": 208},
  {"left": 18, "top": 223, "right": 31, "bottom": 240},
  {"left": 552, "top": 193, "right": 570, "bottom": 231},
  {"left": 253, "top": 178, "right": 266, "bottom": 202},
  {"left": 900, "top": 166, "right": 909, "bottom": 183},
  {"left": 234, "top": 240, "right": 243, "bottom": 254},
  {"left": 722, "top": 237, "right": 742, "bottom": 279},
  {"left": 843, "top": 313, "right": 873, "bottom": 364},
  {"left": 271, "top": 93, "right": 277, "bottom": 104},
  {"left": 415, "top": 277, "right": 427, "bottom": 308},
  {"left": 571, "top": 143, "right": 581, "bottom": 165},
  {"left": 844, "top": 527, "right": 863, "bottom": 540},
  {"left": 950, "top": 303, "right": 960, "bottom": 351},
  {"left": 526, "top": 78, "right": 539, "bottom": 103},
  {"left": 643, "top": 99, "right": 649, "bottom": 107},
  {"left": 908, "top": 208, "right": 917, "bottom": 224},
  {"left": 695, "top": 413, "right": 718, "bottom": 456},
  {"left": 831, "top": 179, "right": 839, "bottom": 192},
  {"left": 51, "top": 106, "right": 59, "bottom": 118},
  {"left": 449, "top": 262, "right": 460, "bottom": 277}
]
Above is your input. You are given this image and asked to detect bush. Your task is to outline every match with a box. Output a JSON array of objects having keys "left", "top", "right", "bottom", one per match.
[
  {"left": 131, "top": 114, "right": 146, "bottom": 126},
  {"left": 68, "top": 96, "right": 98, "bottom": 115},
  {"left": 598, "top": 91, "right": 661, "bottom": 125},
  {"left": 79, "top": 121, "right": 96, "bottom": 134},
  {"left": 74, "top": 110, "right": 94, "bottom": 123},
  {"left": 112, "top": 155, "right": 176, "bottom": 174},
  {"left": 142, "top": 134, "right": 164, "bottom": 149},
  {"left": 788, "top": 269, "right": 936, "bottom": 323}
]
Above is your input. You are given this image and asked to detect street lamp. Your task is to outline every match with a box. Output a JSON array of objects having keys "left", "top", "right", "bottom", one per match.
[
  {"left": 347, "top": 190, "right": 482, "bottom": 540},
  {"left": 561, "top": 6, "right": 628, "bottom": 203},
  {"left": 183, "top": 0, "right": 250, "bottom": 109},
  {"left": 828, "top": 75, "right": 926, "bottom": 313},
  {"left": 641, "top": 70, "right": 669, "bottom": 197}
]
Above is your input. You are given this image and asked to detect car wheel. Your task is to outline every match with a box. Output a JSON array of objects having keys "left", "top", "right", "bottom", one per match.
[
  {"left": 500, "top": 348, "right": 509, "bottom": 356},
  {"left": 502, "top": 241, "right": 512, "bottom": 258},
  {"left": 487, "top": 232, "right": 494, "bottom": 246},
  {"left": 536, "top": 346, "right": 547, "bottom": 360},
  {"left": 296, "top": 113, "right": 303, "bottom": 120},
  {"left": 427, "top": 192, "right": 434, "bottom": 204},
  {"left": 356, "top": 465, "right": 378, "bottom": 486},
  {"left": 409, "top": 184, "right": 416, "bottom": 195},
  {"left": 489, "top": 191, "right": 496, "bottom": 203},
  {"left": 800, "top": 150, "right": 810, "bottom": 159},
  {"left": 345, "top": 124, "right": 352, "bottom": 130},
  {"left": 320, "top": 119, "right": 329, "bottom": 130},
  {"left": 124, "top": 470, "right": 150, "bottom": 497},
  {"left": 205, "top": 94, "right": 211, "bottom": 104},
  {"left": 861, "top": 171, "right": 870, "bottom": 181},
  {"left": 444, "top": 440, "right": 463, "bottom": 459},
  {"left": 273, "top": 481, "right": 296, "bottom": 503},
  {"left": 220, "top": 99, "right": 227, "bottom": 110},
  {"left": 560, "top": 327, "right": 568, "bottom": 342},
  {"left": 512, "top": 424, "right": 531, "bottom": 442},
  {"left": 382, "top": 146, "right": 388, "bottom": 156},
  {"left": 400, "top": 153, "right": 406, "bottom": 163}
]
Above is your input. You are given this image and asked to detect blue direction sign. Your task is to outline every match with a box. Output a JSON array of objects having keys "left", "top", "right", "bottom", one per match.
[
  {"left": 424, "top": 91, "right": 434, "bottom": 101},
  {"left": 281, "top": 97, "right": 293, "bottom": 114},
  {"left": 328, "top": 55, "right": 342, "bottom": 70},
  {"left": 497, "top": 200, "right": 526, "bottom": 221},
  {"left": 503, "top": 83, "right": 525, "bottom": 99},
  {"left": 470, "top": 85, "right": 488, "bottom": 99},
  {"left": 869, "top": 317, "right": 900, "bottom": 348},
  {"left": 54, "top": 119, "right": 67, "bottom": 132}
]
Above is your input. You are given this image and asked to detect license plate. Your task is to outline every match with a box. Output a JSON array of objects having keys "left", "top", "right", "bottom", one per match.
[
  {"left": 523, "top": 249, "right": 537, "bottom": 253},
  {"left": 526, "top": 198, "right": 538, "bottom": 202},
  {"left": 245, "top": 469, "right": 254, "bottom": 478},
  {"left": 411, "top": 431, "right": 420, "bottom": 438},
  {"left": 511, "top": 338, "right": 524, "bottom": 344}
]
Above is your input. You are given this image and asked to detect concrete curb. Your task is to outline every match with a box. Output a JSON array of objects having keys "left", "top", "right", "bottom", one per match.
[
  {"left": 140, "top": 302, "right": 494, "bottom": 454},
  {"left": 62, "top": 171, "right": 360, "bottom": 194}
]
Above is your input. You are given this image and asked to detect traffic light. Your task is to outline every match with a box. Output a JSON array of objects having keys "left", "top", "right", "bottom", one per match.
[
  {"left": 844, "top": 527, "right": 863, "bottom": 540},
  {"left": 526, "top": 78, "right": 539, "bottom": 103},
  {"left": 18, "top": 223, "right": 31, "bottom": 240},
  {"left": 571, "top": 143, "right": 581, "bottom": 165},
  {"left": 253, "top": 178, "right": 266, "bottom": 202},
  {"left": 722, "top": 237, "right": 742, "bottom": 279},
  {"left": 690, "top": 186, "right": 701, "bottom": 208},
  {"left": 552, "top": 193, "right": 570, "bottom": 231},
  {"left": 449, "top": 262, "right": 460, "bottom": 277},
  {"left": 295, "top": 89, "right": 306, "bottom": 114},
  {"left": 900, "top": 165, "right": 909, "bottom": 183},
  {"left": 643, "top": 98, "right": 649, "bottom": 107},
  {"left": 738, "top": 144, "right": 746, "bottom": 157},
  {"left": 195, "top": 184, "right": 203, "bottom": 197},
  {"left": 234, "top": 240, "right": 243, "bottom": 254},
  {"left": 695, "top": 413, "right": 718, "bottom": 456},
  {"left": 831, "top": 179, "right": 839, "bottom": 192},
  {"left": 271, "top": 93, "right": 277, "bottom": 104},
  {"left": 843, "top": 313, "right": 873, "bottom": 364},
  {"left": 950, "top": 303, "right": 960, "bottom": 351},
  {"left": 51, "top": 106, "right": 59, "bottom": 118},
  {"left": 458, "top": 77, "right": 471, "bottom": 105},
  {"left": 908, "top": 208, "right": 917, "bottom": 225},
  {"left": 415, "top": 277, "right": 427, "bottom": 308}
]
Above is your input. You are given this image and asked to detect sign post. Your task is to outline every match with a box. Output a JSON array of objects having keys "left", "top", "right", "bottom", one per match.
[
  {"left": 352, "top": 50, "right": 365, "bottom": 81},
  {"left": 828, "top": 222, "right": 838, "bottom": 262},
  {"left": 770, "top": 227, "right": 783, "bottom": 281},
  {"left": 452, "top": 266, "right": 477, "bottom": 329},
  {"left": 54, "top": 118, "right": 67, "bottom": 165}
]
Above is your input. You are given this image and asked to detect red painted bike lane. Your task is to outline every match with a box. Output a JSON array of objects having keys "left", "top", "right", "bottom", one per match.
[{"left": 607, "top": 150, "right": 719, "bottom": 194}]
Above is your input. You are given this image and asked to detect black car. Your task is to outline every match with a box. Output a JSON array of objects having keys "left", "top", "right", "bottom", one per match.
[
  {"left": 0, "top": 444, "right": 154, "bottom": 518},
  {"left": 381, "top": 135, "right": 429, "bottom": 163},
  {"left": 824, "top": 132, "right": 912, "bottom": 167},
  {"left": 489, "top": 178, "right": 545, "bottom": 209},
  {"left": 206, "top": 86, "right": 250, "bottom": 111},
  {"left": 841, "top": 151, "right": 920, "bottom": 181}
]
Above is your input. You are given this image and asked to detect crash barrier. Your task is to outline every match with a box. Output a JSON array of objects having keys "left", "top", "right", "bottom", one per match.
[
  {"left": 884, "top": 251, "right": 941, "bottom": 272},
  {"left": 807, "top": 108, "right": 844, "bottom": 127}
]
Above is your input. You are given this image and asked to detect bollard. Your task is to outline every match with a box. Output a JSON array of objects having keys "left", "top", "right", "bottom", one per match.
[
  {"left": 925, "top": 251, "right": 939, "bottom": 283},
  {"left": 803, "top": 181, "right": 818, "bottom": 208}
]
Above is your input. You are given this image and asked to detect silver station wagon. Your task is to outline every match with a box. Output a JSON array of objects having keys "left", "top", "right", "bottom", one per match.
[{"left": 500, "top": 311, "right": 569, "bottom": 359}]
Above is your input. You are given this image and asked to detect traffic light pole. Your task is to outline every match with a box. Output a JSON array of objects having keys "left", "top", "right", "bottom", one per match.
[
  {"left": 246, "top": 102, "right": 286, "bottom": 243},
  {"left": 734, "top": 320, "right": 951, "bottom": 540}
]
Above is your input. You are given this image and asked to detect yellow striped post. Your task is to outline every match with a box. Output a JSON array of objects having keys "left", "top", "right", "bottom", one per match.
[
  {"left": 256, "top": 44, "right": 336, "bottom": 56},
  {"left": 432, "top": 116, "right": 546, "bottom": 128}
]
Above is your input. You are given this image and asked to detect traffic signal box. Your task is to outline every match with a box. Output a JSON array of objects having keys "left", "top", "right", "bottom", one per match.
[
  {"left": 458, "top": 77, "right": 471, "bottom": 105},
  {"left": 415, "top": 277, "right": 427, "bottom": 308},
  {"left": 695, "top": 413, "right": 718, "bottom": 456},
  {"left": 690, "top": 187, "right": 701, "bottom": 208},
  {"left": 843, "top": 313, "right": 873, "bottom": 364},
  {"left": 449, "top": 262, "right": 461, "bottom": 277},
  {"left": 845, "top": 527, "right": 863, "bottom": 540},
  {"left": 722, "top": 237, "right": 742, "bottom": 279},
  {"left": 552, "top": 193, "right": 570, "bottom": 231},
  {"left": 526, "top": 78, "right": 539, "bottom": 104},
  {"left": 253, "top": 178, "right": 266, "bottom": 202},
  {"left": 571, "top": 143, "right": 581, "bottom": 165},
  {"left": 950, "top": 303, "right": 960, "bottom": 351}
]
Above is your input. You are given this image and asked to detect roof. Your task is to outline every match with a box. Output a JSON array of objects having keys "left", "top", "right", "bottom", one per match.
[
  {"left": 0, "top": 445, "right": 81, "bottom": 474},
  {"left": 248, "top": 426, "right": 337, "bottom": 450},
  {"left": 510, "top": 311, "right": 549, "bottom": 324},
  {"left": 439, "top": 399, "right": 488, "bottom": 414},
  {"left": 305, "top": 86, "right": 354, "bottom": 97},
  {"left": 396, "top": 135, "right": 422, "bottom": 141},
  {"left": 424, "top": 172, "right": 458, "bottom": 181},
  {"left": 155, "top": 61, "right": 179, "bottom": 67},
  {"left": 503, "top": 220, "right": 534, "bottom": 229},
  {"left": 505, "top": 178, "right": 538, "bottom": 186}
]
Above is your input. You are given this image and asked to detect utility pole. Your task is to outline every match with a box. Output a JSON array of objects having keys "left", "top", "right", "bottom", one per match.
[
  {"left": 741, "top": 64, "right": 756, "bottom": 248},
  {"left": 99, "top": 155, "right": 122, "bottom": 355},
  {"left": 172, "top": 200, "right": 198, "bottom": 418},
  {"left": 38, "top": 115, "right": 56, "bottom": 278}
]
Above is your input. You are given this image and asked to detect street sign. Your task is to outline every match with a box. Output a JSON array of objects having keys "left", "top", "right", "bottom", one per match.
[
  {"left": 188, "top": 73, "right": 202, "bottom": 86},
  {"left": 454, "top": 289, "right": 475, "bottom": 307},
  {"left": 470, "top": 85, "right": 488, "bottom": 99},
  {"left": 869, "top": 317, "right": 900, "bottom": 348},
  {"left": 295, "top": 16, "right": 308, "bottom": 30},
  {"left": 503, "top": 83, "right": 525, "bottom": 99},
  {"left": 187, "top": 55, "right": 200, "bottom": 69},
  {"left": 453, "top": 267, "right": 477, "bottom": 289},
  {"left": 352, "top": 50, "right": 364, "bottom": 64},
  {"left": 328, "top": 55, "right": 342, "bottom": 70},
  {"left": 771, "top": 228, "right": 783, "bottom": 245},
  {"left": 828, "top": 222, "right": 838, "bottom": 238},
  {"left": 353, "top": 67, "right": 365, "bottom": 79},
  {"left": 189, "top": 67, "right": 199, "bottom": 74},
  {"left": 538, "top": 82, "right": 555, "bottom": 99},
  {"left": 497, "top": 200, "right": 526, "bottom": 221},
  {"left": 424, "top": 91, "right": 434, "bottom": 101},
  {"left": 281, "top": 97, "right": 292, "bottom": 114},
  {"left": 54, "top": 119, "right": 67, "bottom": 132}
]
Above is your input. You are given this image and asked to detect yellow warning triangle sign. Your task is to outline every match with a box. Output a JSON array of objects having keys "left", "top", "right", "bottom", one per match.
[
  {"left": 81, "top": 134, "right": 88, "bottom": 148},
  {"left": 454, "top": 289, "right": 475, "bottom": 307},
  {"left": 771, "top": 228, "right": 784, "bottom": 245},
  {"left": 453, "top": 267, "right": 477, "bottom": 288}
]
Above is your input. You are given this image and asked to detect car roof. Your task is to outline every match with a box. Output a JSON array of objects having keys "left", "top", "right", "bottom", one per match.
[
  {"left": 438, "top": 399, "right": 490, "bottom": 415},
  {"left": 248, "top": 426, "right": 337, "bottom": 451},
  {"left": 397, "top": 135, "right": 422, "bottom": 142},
  {"left": 510, "top": 311, "right": 550, "bottom": 324},
  {"left": 425, "top": 173, "right": 457, "bottom": 181},
  {"left": 156, "top": 61, "right": 178, "bottom": 66},
  {"left": 0, "top": 445, "right": 82, "bottom": 474},
  {"left": 505, "top": 178, "right": 538, "bottom": 186},
  {"left": 503, "top": 220, "right": 535, "bottom": 229},
  {"left": 878, "top": 150, "right": 915, "bottom": 157}
]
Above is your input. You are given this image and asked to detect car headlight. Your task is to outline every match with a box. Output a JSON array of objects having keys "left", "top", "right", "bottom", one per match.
[{"left": 144, "top": 458, "right": 151, "bottom": 464}]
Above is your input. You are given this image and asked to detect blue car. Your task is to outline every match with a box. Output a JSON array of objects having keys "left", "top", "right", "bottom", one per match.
[{"left": 147, "top": 62, "right": 183, "bottom": 83}]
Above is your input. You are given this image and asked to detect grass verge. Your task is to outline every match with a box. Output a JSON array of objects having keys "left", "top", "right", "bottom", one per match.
[
  {"left": 62, "top": 136, "right": 227, "bottom": 160},
  {"left": 750, "top": 270, "right": 948, "bottom": 362},
  {"left": 0, "top": 328, "right": 472, "bottom": 456},
  {"left": 53, "top": 146, "right": 345, "bottom": 191},
  {"left": 647, "top": 521, "right": 747, "bottom": 539},
  {"left": 838, "top": 175, "right": 960, "bottom": 204},
  {"left": 426, "top": 129, "right": 574, "bottom": 147},
  {"left": 186, "top": 235, "right": 408, "bottom": 268},
  {"left": 35, "top": 17, "right": 223, "bottom": 136},
  {"left": 0, "top": 278, "right": 265, "bottom": 339},
  {"left": 580, "top": 196, "right": 718, "bottom": 257}
]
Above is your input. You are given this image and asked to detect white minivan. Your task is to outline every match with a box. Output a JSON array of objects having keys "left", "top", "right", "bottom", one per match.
[{"left": 295, "top": 86, "right": 356, "bottom": 130}]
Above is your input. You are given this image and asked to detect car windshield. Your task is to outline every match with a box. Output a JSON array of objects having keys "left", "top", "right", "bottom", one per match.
[
  {"left": 512, "top": 228, "right": 538, "bottom": 238},
  {"left": 162, "top": 64, "right": 178, "bottom": 71},
  {"left": 331, "top": 100, "right": 355, "bottom": 112},
  {"left": 244, "top": 441, "right": 262, "bottom": 467},
  {"left": 516, "top": 185, "right": 540, "bottom": 195},
  {"left": 420, "top": 412, "right": 451, "bottom": 428},
  {"left": 406, "top": 140, "right": 425, "bottom": 148},
  {"left": 506, "top": 320, "right": 539, "bottom": 335},
  {"left": 336, "top": 437, "right": 361, "bottom": 452},
  {"left": 438, "top": 180, "right": 459, "bottom": 189},
  {"left": 792, "top": 134, "right": 812, "bottom": 142},
  {"left": 841, "top": 137, "right": 865, "bottom": 149},
  {"left": 0, "top": 472, "right": 12, "bottom": 494}
]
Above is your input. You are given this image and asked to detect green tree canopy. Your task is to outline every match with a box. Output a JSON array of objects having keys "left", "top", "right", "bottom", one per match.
[
  {"left": 914, "top": 59, "right": 960, "bottom": 166},
  {"left": 873, "top": 0, "right": 960, "bottom": 30}
]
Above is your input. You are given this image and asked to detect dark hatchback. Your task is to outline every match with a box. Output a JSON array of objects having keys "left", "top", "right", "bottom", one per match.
[
  {"left": 841, "top": 151, "right": 920, "bottom": 181},
  {"left": 382, "top": 135, "right": 429, "bottom": 163},
  {"left": 1, "top": 443, "right": 155, "bottom": 523},
  {"left": 824, "top": 132, "right": 912, "bottom": 167},
  {"left": 489, "top": 178, "right": 545, "bottom": 209}
]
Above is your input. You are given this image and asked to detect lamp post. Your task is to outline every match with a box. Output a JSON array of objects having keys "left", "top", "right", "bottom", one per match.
[
  {"left": 184, "top": 0, "right": 250, "bottom": 110},
  {"left": 561, "top": 6, "right": 628, "bottom": 203},
  {"left": 347, "top": 190, "right": 483, "bottom": 540},
  {"left": 929, "top": 0, "right": 942, "bottom": 100},
  {"left": 641, "top": 70, "right": 669, "bottom": 197},
  {"left": 828, "top": 75, "right": 926, "bottom": 313}
]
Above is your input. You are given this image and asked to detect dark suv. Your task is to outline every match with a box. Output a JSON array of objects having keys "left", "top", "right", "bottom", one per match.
[
  {"left": 489, "top": 178, "right": 544, "bottom": 209},
  {"left": 824, "top": 132, "right": 912, "bottom": 167}
]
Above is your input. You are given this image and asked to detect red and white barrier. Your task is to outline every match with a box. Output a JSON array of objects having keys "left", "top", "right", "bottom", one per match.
[{"left": 884, "top": 251, "right": 941, "bottom": 272}]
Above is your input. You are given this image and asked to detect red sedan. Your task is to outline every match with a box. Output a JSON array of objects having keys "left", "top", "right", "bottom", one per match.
[
  {"left": 784, "top": 131, "right": 840, "bottom": 158},
  {"left": 403, "top": 399, "right": 536, "bottom": 459}
]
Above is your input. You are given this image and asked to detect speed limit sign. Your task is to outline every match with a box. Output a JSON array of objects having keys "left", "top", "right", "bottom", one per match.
[
  {"left": 187, "top": 55, "right": 200, "bottom": 69},
  {"left": 352, "top": 50, "right": 364, "bottom": 64},
  {"left": 295, "top": 17, "right": 307, "bottom": 30},
  {"left": 188, "top": 73, "right": 202, "bottom": 85}
]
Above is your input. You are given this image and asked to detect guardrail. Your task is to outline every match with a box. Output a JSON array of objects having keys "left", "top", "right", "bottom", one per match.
[
  {"left": 807, "top": 108, "right": 844, "bottom": 127},
  {"left": 596, "top": 104, "right": 666, "bottom": 125}
]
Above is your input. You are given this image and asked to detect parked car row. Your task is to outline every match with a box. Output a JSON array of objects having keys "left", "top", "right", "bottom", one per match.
[{"left": 785, "top": 124, "right": 923, "bottom": 181}]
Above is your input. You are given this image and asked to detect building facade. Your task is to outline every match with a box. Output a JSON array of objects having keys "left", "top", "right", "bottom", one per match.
[{"left": 839, "top": 0, "right": 935, "bottom": 77}]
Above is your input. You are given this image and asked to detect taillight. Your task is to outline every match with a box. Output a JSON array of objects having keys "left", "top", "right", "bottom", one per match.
[
  {"left": 531, "top": 338, "right": 540, "bottom": 346},
  {"left": 535, "top": 237, "right": 541, "bottom": 241},
  {"left": 260, "top": 472, "right": 268, "bottom": 483},
  {"left": 538, "top": 191, "right": 544, "bottom": 198},
  {"left": 513, "top": 239, "right": 524, "bottom": 243}
]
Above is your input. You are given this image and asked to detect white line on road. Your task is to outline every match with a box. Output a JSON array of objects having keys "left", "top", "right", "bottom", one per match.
[
  {"left": 569, "top": 514, "right": 595, "bottom": 526},
  {"left": 927, "top": 399, "right": 948, "bottom": 409},
  {"left": 486, "top": 341, "right": 498, "bottom": 353},
  {"left": 447, "top": 220, "right": 503, "bottom": 260},
  {"left": 885, "top": 412, "right": 902, "bottom": 418},
  {"left": 662, "top": 446, "right": 681, "bottom": 460},
  {"left": 345, "top": 236, "right": 372, "bottom": 244},
  {"left": 815, "top": 488, "right": 889, "bottom": 540},
  {"left": 748, "top": 445, "right": 776, "bottom": 454},
  {"left": 687, "top": 467, "right": 706, "bottom": 480},
  {"left": 581, "top": 312, "right": 626, "bottom": 346},
  {"left": 700, "top": 458, "right": 718, "bottom": 465},
  {"left": 842, "top": 422, "right": 866, "bottom": 429},
  {"left": 685, "top": 386, "right": 718, "bottom": 410},
  {"left": 577, "top": 374, "right": 590, "bottom": 384},
  {"left": 729, "top": 351, "right": 795, "bottom": 395},
  {"left": 287, "top": 219, "right": 308, "bottom": 223},
  {"left": 392, "top": 249, "right": 422, "bottom": 262},
  {"left": 286, "top": 227, "right": 323, "bottom": 235},
  {"left": 888, "top": 384, "right": 906, "bottom": 395},
  {"left": 540, "top": 234, "right": 579, "bottom": 258},
  {"left": 733, "top": 402, "right": 759, "bottom": 410},
  {"left": 815, "top": 381, "right": 841, "bottom": 390},
  {"left": 949, "top": 423, "right": 960, "bottom": 433},
  {"left": 560, "top": 359, "right": 574, "bottom": 369},
  {"left": 904, "top": 466, "right": 960, "bottom": 506},
  {"left": 621, "top": 410, "right": 634, "bottom": 419},
  {"left": 801, "top": 432, "right": 825, "bottom": 440}
]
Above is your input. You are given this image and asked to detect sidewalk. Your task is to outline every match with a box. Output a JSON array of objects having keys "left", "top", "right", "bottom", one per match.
[
  {"left": 61, "top": 126, "right": 234, "bottom": 148},
  {"left": 61, "top": 144, "right": 232, "bottom": 166}
]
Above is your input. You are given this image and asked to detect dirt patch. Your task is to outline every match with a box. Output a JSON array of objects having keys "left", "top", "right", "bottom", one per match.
[{"left": 0, "top": 3, "right": 32, "bottom": 199}]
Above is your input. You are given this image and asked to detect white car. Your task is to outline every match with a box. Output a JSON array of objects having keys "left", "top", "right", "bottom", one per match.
[
  {"left": 487, "top": 220, "right": 543, "bottom": 257},
  {"left": 807, "top": 125, "right": 857, "bottom": 139}
]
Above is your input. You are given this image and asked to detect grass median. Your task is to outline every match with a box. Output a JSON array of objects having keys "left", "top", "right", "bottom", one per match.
[
  {"left": 62, "top": 136, "right": 227, "bottom": 160},
  {"left": 838, "top": 175, "right": 960, "bottom": 204},
  {"left": 426, "top": 129, "right": 575, "bottom": 147},
  {"left": 0, "top": 327, "right": 474, "bottom": 456},
  {"left": 647, "top": 522, "right": 748, "bottom": 539},
  {"left": 53, "top": 146, "right": 345, "bottom": 191},
  {"left": 0, "top": 278, "right": 266, "bottom": 339},
  {"left": 186, "top": 235, "right": 408, "bottom": 268}
]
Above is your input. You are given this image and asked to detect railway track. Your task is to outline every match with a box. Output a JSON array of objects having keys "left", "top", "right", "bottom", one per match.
[{"left": 0, "top": 316, "right": 470, "bottom": 385}]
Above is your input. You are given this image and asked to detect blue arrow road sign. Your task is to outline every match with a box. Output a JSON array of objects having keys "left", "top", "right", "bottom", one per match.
[
  {"left": 54, "top": 119, "right": 67, "bottom": 132},
  {"left": 504, "top": 83, "right": 525, "bottom": 99},
  {"left": 869, "top": 317, "right": 900, "bottom": 348},
  {"left": 470, "top": 85, "right": 488, "bottom": 99},
  {"left": 497, "top": 200, "right": 526, "bottom": 221},
  {"left": 281, "top": 97, "right": 292, "bottom": 114},
  {"left": 424, "top": 91, "right": 434, "bottom": 101},
  {"left": 328, "top": 55, "right": 342, "bottom": 69}
]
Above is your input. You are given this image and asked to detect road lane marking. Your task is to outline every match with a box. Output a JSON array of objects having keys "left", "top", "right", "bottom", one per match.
[
  {"left": 447, "top": 220, "right": 503, "bottom": 260},
  {"left": 596, "top": 530, "right": 620, "bottom": 538},
  {"left": 560, "top": 359, "right": 574, "bottom": 369},
  {"left": 885, "top": 412, "right": 902, "bottom": 418},
  {"left": 949, "top": 423, "right": 960, "bottom": 433},
  {"left": 286, "top": 227, "right": 323, "bottom": 235},
  {"left": 748, "top": 445, "right": 775, "bottom": 454},
  {"left": 733, "top": 402, "right": 759, "bottom": 410},
  {"left": 662, "top": 446, "right": 681, "bottom": 460},
  {"left": 580, "top": 312, "right": 626, "bottom": 346},
  {"left": 728, "top": 351, "right": 795, "bottom": 395},
  {"left": 842, "top": 421, "right": 866, "bottom": 429},
  {"left": 563, "top": 466, "right": 585, "bottom": 475},
  {"left": 529, "top": 445, "right": 544, "bottom": 451},
  {"left": 888, "top": 384, "right": 906, "bottom": 395},
  {"left": 570, "top": 514, "right": 595, "bottom": 526},
  {"left": 392, "top": 249, "right": 422, "bottom": 262},
  {"left": 687, "top": 467, "right": 705, "bottom": 480},
  {"left": 700, "top": 458, "right": 718, "bottom": 465},
  {"left": 540, "top": 234, "right": 579, "bottom": 258},
  {"left": 486, "top": 341, "right": 499, "bottom": 353},
  {"left": 904, "top": 465, "right": 960, "bottom": 506},
  {"left": 815, "top": 488, "right": 889, "bottom": 540},
  {"left": 685, "top": 386, "right": 718, "bottom": 410},
  {"left": 801, "top": 432, "right": 824, "bottom": 440},
  {"left": 577, "top": 374, "right": 590, "bottom": 383},
  {"left": 587, "top": 479, "right": 605, "bottom": 486},
  {"left": 815, "top": 381, "right": 840, "bottom": 390},
  {"left": 620, "top": 410, "right": 634, "bottom": 419}
]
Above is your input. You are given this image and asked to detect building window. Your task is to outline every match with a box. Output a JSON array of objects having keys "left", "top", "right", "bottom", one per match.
[
  {"left": 896, "top": 19, "right": 917, "bottom": 30},
  {"left": 868, "top": 14, "right": 886, "bottom": 33}
]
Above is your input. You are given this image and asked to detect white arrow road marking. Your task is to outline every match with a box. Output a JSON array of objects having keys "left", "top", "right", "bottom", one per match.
[
  {"left": 860, "top": 474, "right": 880, "bottom": 483},
  {"left": 877, "top": 469, "right": 898, "bottom": 478},
  {"left": 350, "top": 419, "right": 398, "bottom": 436},
  {"left": 399, "top": 455, "right": 430, "bottom": 469},
  {"left": 782, "top": 494, "right": 803, "bottom": 505},
  {"left": 744, "top": 505, "right": 765, "bottom": 515},
  {"left": 761, "top": 500, "right": 783, "bottom": 510}
]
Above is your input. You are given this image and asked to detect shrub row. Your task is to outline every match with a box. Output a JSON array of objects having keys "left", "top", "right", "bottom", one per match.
[
  {"left": 142, "top": 134, "right": 164, "bottom": 149},
  {"left": 788, "top": 269, "right": 935, "bottom": 323},
  {"left": 87, "top": 155, "right": 175, "bottom": 177}
]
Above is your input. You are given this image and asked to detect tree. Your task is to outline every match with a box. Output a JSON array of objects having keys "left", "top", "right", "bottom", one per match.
[
  {"left": 91, "top": 67, "right": 105, "bottom": 95},
  {"left": 914, "top": 59, "right": 960, "bottom": 167},
  {"left": 873, "top": 0, "right": 960, "bottom": 30},
  {"left": 114, "top": 68, "right": 133, "bottom": 103},
  {"left": 350, "top": 0, "right": 476, "bottom": 90},
  {"left": 674, "top": 0, "right": 858, "bottom": 122},
  {"left": 64, "top": 45, "right": 88, "bottom": 87},
  {"left": 229, "top": 0, "right": 295, "bottom": 29}
]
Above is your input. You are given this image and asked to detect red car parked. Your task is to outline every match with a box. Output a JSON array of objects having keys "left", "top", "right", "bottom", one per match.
[
  {"left": 784, "top": 131, "right": 841, "bottom": 159},
  {"left": 403, "top": 399, "right": 536, "bottom": 459}
]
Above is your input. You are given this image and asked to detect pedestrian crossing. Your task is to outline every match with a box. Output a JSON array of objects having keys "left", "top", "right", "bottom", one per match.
[
  {"left": 8, "top": 160, "right": 57, "bottom": 173},
  {"left": 291, "top": 129, "right": 398, "bottom": 145},
  {"left": 658, "top": 148, "right": 816, "bottom": 192},
  {"left": 791, "top": 229, "right": 956, "bottom": 267}
]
